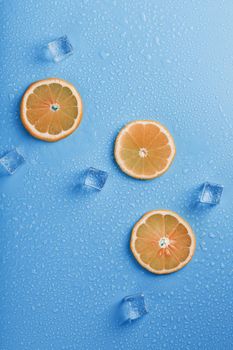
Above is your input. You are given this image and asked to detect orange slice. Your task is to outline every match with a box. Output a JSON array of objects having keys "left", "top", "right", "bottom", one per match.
[
  {"left": 20, "top": 78, "right": 83, "bottom": 142},
  {"left": 130, "top": 210, "right": 196, "bottom": 274},
  {"left": 114, "top": 120, "right": 175, "bottom": 179}
]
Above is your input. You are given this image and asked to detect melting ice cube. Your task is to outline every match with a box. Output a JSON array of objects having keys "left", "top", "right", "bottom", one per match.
[
  {"left": 0, "top": 149, "right": 25, "bottom": 175},
  {"left": 84, "top": 167, "right": 108, "bottom": 191},
  {"left": 199, "top": 182, "right": 223, "bottom": 205},
  {"left": 45, "top": 35, "right": 73, "bottom": 62},
  {"left": 120, "top": 293, "right": 148, "bottom": 324}
]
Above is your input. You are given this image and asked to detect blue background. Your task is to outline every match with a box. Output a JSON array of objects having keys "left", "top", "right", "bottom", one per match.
[{"left": 1, "top": 1, "right": 233, "bottom": 349}]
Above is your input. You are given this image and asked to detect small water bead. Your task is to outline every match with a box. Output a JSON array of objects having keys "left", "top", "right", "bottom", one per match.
[{"left": 99, "top": 51, "right": 110, "bottom": 60}]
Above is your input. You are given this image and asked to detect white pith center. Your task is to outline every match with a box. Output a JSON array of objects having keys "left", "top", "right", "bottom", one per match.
[
  {"left": 139, "top": 148, "right": 148, "bottom": 158},
  {"left": 159, "top": 237, "right": 170, "bottom": 248},
  {"left": 50, "top": 103, "right": 60, "bottom": 112}
]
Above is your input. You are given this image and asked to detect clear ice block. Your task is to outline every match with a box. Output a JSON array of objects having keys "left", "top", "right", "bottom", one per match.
[
  {"left": 199, "top": 182, "right": 223, "bottom": 205},
  {"left": 46, "top": 35, "right": 73, "bottom": 62},
  {"left": 84, "top": 167, "right": 108, "bottom": 190},
  {"left": 120, "top": 293, "right": 148, "bottom": 324},
  {"left": 0, "top": 149, "right": 25, "bottom": 175}
]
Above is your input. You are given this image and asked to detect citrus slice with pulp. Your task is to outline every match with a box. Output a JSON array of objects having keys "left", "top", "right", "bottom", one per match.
[
  {"left": 130, "top": 210, "right": 196, "bottom": 274},
  {"left": 114, "top": 120, "right": 175, "bottom": 179},
  {"left": 20, "top": 78, "right": 83, "bottom": 142}
]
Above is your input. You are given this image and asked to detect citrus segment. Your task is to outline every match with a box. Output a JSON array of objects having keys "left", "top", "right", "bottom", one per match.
[
  {"left": 20, "top": 78, "right": 83, "bottom": 142},
  {"left": 114, "top": 120, "right": 176, "bottom": 179},
  {"left": 130, "top": 210, "right": 196, "bottom": 274}
]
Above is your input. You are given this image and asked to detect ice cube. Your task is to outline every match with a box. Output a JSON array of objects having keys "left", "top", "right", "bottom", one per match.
[
  {"left": 45, "top": 35, "right": 73, "bottom": 62},
  {"left": 120, "top": 293, "right": 148, "bottom": 324},
  {"left": 199, "top": 182, "right": 223, "bottom": 205},
  {"left": 0, "top": 149, "right": 25, "bottom": 175},
  {"left": 84, "top": 167, "right": 108, "bottom": 190}
]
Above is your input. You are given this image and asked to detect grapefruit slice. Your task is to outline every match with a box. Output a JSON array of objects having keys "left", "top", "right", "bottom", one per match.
[
  {"left": 20, "top": 78, "right": 83, "bottom": 142},
  {"left": 130, "top": 210, "right": 196, "bottom": 274},
  {"left": 114, "top": 120, "right": 175, "bottom": 179}
]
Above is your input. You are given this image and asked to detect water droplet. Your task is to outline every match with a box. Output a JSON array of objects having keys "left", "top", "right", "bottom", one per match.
[
  {"left": 155, "top": 36, "right": 160, "bottom": 46},
  {"left": 99, "top": 51, "right": 110, "bottom": 60}
]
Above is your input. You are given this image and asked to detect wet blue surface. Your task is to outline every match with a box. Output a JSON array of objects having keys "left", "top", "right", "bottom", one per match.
[{"left": 1, "top": 1, "right": 233, "bottom": 349}]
